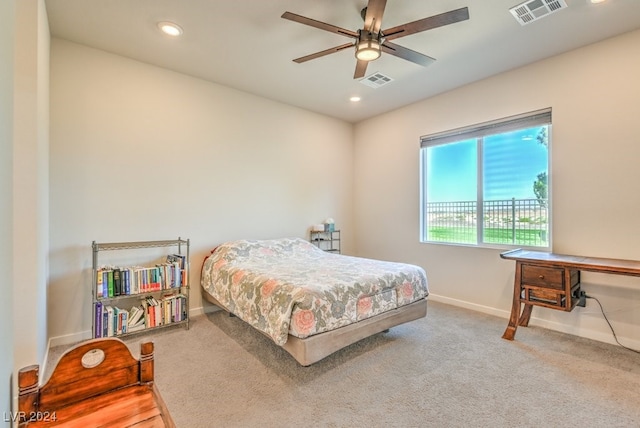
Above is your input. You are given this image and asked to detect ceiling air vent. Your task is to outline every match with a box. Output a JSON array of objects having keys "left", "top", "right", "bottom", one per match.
[
  {"left": 509, "top": 0, "right": 568, "bottom": 26},
  {"left": 360, "top": 72, "right": 394, "bottom": 89}
]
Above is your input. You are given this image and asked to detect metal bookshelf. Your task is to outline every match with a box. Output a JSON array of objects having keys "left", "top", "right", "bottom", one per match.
[
  {"left": 91, "top": 238, "right": 190, "bottom": 338},
  {"left": 310, "top": 230, "right": 341, "bottom": 254}
]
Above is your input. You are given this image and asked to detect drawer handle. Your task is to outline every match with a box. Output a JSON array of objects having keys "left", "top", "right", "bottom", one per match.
[{"left": 538, "top": 275, "right": 545, "bottom": 280}]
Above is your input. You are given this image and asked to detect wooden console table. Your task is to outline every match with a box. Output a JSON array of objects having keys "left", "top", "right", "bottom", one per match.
[{"left": 501, "top": 249, "right": 640, "bottom": 340}]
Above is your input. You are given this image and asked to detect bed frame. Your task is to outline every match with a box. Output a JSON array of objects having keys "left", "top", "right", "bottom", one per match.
[
  {"left": 17, "top": 338, "right": 175, "bottom": 427},
  {"left": 202, "top": 292, "right": 427, "bottom": 366}
]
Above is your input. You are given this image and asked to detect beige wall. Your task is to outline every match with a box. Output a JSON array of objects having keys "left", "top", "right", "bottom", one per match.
[
  {"left": 5, "top": 1, "right": 638, "bottom": 416},
  {"left": 48, "top": 39, "right": 354, "bottom": 344},
  {"left": 41, "top": 22, "right": 640, "bottom": 350},
  {"left": 10, "top": 0, "right": 50, "bottom": 410},
  {"left": 1, "top": 0, "right": 15, "bottom": 423},
  {"left": 354, "top": 29, "right": 640, "bottom": 348},
  {"left": 4, "top": 0, "right": 49, "bottom": 414}
]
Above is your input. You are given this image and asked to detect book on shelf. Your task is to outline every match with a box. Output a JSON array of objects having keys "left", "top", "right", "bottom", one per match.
[
  {"left": 96, "top": 267, "right": 112, "bottom": 298},
  {"left": 94, "top": 293, "right": 188, "bottom": 338},
  {"left": 161, "top": 292, "right": 187, "bottom": 323},
  {"left": 97, "top": 262, "right": 187, "bottom": 302},
  {"left": 107, "top": 270, "right": 114, "bottom": 298},
  {"left": 135, "top": 266, "right": 162, "bottom": 293},
  {"left": 102, "top": 305, "right": 109, "bottom": 337},
  {"left": 94, "top": 301, "right": 103, "bottom": 338},
  {"left": 166, "top": 254, "right": 186, "bottom": 269},
  {"left": 95, "top": 268, "right": 107, "bottom": 298},
  {"left": 105, "top": 306, "right": 114, "bottom": 337},
  {"left": 94, "top": 304, "right": 136, "bottom": 337},
  {"left": 128, "top": 304, "right": 145, "bottom": 327},
  {"left": 128, "top": 304, "right": 145, "bottom": 330},
  {"left": 127, "top": 322, "right": 146, "bottom": 333},
  {"left": 116, "top": 307, "right": 128, "bottom": 335},
  {"left": 167, "top": 254, "right": 187, "bottom": 286},
  {"left": 142, "top": 296, "right": 159, "bottom": 328},
  {"left": 156, "top": 261, "right": 182, "bottom": 289},
  {"left": 113, "top": 268, "right": 122, "bottom": 296},
  {"left": 123, "top": 268, "right": 131, "bottom": 295},
  {"left": 121, "top": 308, "right": 128, "bottom": 334},
  {"left": 96, "top": 271, "right": 104, "bottom": 299}
]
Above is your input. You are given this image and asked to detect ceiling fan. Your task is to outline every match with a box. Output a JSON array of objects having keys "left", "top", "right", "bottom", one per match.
[{"left": 281, "top": 0, "right": 470, "bottom": 79}]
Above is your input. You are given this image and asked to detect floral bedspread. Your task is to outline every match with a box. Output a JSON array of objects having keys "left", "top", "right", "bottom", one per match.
[{"left": 201, "top": 238, "right": 428, "bottom": 346}]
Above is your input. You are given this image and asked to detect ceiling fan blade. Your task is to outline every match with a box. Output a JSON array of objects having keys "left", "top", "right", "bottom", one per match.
[
  {"left": 381, "top": 42, "right": 435, "bottom": 67},
  {"left": 293, "top": 43, "right": 354, "bottom": 63},
  {"left": 282, "top": 12, "right": 358, "bottom": 38},
  {"left": 382, "top": 7, "right": 469, "bottom": 41},
  {"left": 363, "top": 0, "right": 387, "bottom": 34},
  {"left": 354, "top": 59, "right": 369, "bottom": 79}
]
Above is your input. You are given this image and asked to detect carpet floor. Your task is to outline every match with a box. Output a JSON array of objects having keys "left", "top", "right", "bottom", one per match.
[{"left": 46, "top": 301, "right": 640, "bottom": 427}]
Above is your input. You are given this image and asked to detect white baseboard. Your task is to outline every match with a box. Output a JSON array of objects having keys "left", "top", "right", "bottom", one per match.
[
  {"left": 44, "top": 295, "right": 639, "bottom": 377},
  {"left": 189, "top": 304, "right": 218, "bottom": 316},
  {"left": 44, "top": 305, "right": 219, "bottom": 367},
  {"left": 43, "top": 330, "right": 92, "bottom": 383},
  {"left": 48, "top": 329, "right": 92, "bottom": 349},
  {"left": 525, "top": 316, "right": 640, "bottom": 350},
  {"left": 428, "top": 294, "right": 510, "bottom": 319},
  {"left": 428, "top": 293, "right": 640, "bottom": 350}
]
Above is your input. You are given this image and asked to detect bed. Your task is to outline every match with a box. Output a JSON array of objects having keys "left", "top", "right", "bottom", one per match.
[{"left": 200, "top": 237, "right": 428, "bottom": 365}]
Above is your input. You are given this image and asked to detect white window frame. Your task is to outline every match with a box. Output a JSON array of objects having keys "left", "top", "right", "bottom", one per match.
[{"left": 419, "top": 108, "right": 552, "bottom": 249}]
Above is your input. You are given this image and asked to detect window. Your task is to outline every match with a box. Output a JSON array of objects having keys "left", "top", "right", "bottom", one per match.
[{"left": 420, "top": 109, "right": 551, "bottom": 248}]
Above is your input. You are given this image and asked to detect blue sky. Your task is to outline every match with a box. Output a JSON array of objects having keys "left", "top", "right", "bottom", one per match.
[{"left": 426, "top": 127, "right": 548, "bottom": 202}]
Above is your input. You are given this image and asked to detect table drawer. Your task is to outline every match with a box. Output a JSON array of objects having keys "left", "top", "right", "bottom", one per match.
[
  {"left": 526, "top": 286, "right": 565, "bottom": 307},
  {"left": 521, "top": 265, "right": 564, "bottom": 289}
]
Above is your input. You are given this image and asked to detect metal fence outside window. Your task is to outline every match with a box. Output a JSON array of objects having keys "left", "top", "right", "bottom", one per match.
[{"left": 426, "top": 198, "right": 548, "bottom": 246}]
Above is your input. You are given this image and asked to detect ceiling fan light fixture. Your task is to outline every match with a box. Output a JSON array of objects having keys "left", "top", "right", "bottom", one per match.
[
  {"left": 355, "top": 30, "right": 381, "bottom": 62},
  {"left": 281, "top": 4, "right": 470, "bottom": 79}
]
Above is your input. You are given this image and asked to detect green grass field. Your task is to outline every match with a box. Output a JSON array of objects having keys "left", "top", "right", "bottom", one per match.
[{"left": 428, "top": 227, "right": 547, "bottom": 246}]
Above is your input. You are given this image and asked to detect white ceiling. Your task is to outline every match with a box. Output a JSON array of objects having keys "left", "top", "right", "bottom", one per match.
[{"left": 44, "top": 0, "right": 640, "bottom": 123}]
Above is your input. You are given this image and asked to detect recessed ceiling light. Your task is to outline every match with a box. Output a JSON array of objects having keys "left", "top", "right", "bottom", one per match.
[
  {"left": 158, "top": 21, "right": 183, "bottom": 37},
  {"left": 350, "top": 96, "right": 361, "bottom": 102},
  {"left": 590, "top": 0, "right": 606, "bottom": 3}
]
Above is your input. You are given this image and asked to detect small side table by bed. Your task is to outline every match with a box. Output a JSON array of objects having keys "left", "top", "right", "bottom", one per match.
[{"left": 500, "top": 249, "right": 640, "bottom": 340}]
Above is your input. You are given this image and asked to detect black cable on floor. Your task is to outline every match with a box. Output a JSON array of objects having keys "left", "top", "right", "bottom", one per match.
[{"left": 585, "top": 294, "right": 640, "bottom": 354}]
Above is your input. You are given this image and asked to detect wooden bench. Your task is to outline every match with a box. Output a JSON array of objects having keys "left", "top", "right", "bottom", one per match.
[{"left": 18, "top": 338, "right": 175, "bottom": 427}]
